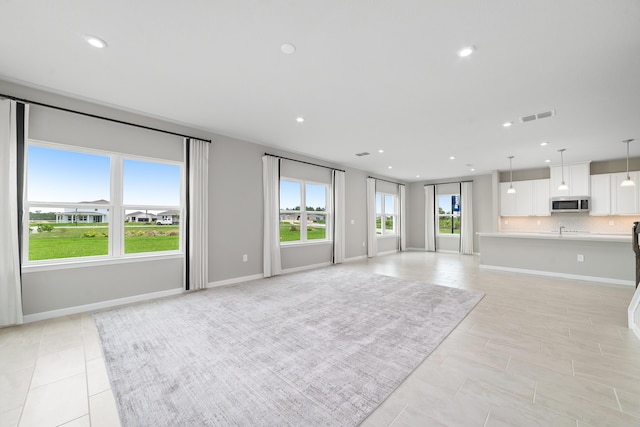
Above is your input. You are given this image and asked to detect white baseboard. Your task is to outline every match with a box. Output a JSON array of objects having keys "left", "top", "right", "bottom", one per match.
[
  {"left": 628, "top": 286, "right": 640, "bottom": 340},
  {"left": 344, "top": 255, "right": 367, "bottom": 263},
  {"left": 207, "top": 273, "right": 264, "bottom": 289},
  {"left": 480, "top": 264, "right": 635, "bottom": 287},
  {"left": 282, "top": 261, "right": 332, "bottom": 274},
  {"left": 23, "top": 287, "right": 184, "bottom": 323},
  {"left": 378, "top": 250, "right": 399, "bottom": 256}
]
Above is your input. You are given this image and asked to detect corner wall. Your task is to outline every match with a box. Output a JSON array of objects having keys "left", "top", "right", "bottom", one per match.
[{"left": 406, "top": 174, "right": 494, "bottom": 253}]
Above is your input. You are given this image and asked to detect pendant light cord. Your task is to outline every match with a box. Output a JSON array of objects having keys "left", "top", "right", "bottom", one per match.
[{"left": 627, "top": 140, "right": 631, "bottom": 178}]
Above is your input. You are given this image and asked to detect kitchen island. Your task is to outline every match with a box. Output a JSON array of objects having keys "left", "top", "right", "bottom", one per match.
[{"left": 478, "top": 232, "right": 634, "bottom": 285}]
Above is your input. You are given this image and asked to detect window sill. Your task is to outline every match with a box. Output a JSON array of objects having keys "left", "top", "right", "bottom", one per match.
[
  {"left": 376, "top": 234, "right": 397, "bottom": 239},
  {"left": 280, "top": 240, "right": 333, "bottom": 248},
  {"left": 22, "top": 252, "right": 184, "bottom": 273},
  {"left": 437, "top": 234, "right": 461, "bottom": 238}
]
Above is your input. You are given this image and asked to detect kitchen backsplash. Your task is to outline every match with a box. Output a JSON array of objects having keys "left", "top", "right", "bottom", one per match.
[{"left": 499, "top": 214, "right": 640, "bottom": 235}]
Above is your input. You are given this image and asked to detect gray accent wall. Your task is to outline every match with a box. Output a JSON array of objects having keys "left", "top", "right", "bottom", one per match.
[
  {"left": 22, "top": 258, "right": 183, "bottom": 315},
  {"left": 1, "top": 80, "right": 396, "bottom": 316},
  {"left": 497, "top": 158, "right": 640, "bottom": 182}
]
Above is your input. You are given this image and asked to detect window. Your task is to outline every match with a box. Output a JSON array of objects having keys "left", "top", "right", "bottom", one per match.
[
  {"left": 438, "top": 194, "right": 460, "bottom": 234},
  {"left": 376, "top": 193, "right": 396, "bottom": 235},
  {"left": 279, "top": 179, "right": 329, "bottom": 243},
  {"left": 25, "top": 142, "right": 182, "bottom": 263}
]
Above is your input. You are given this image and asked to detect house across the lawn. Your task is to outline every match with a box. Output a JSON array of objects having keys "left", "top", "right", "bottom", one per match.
[
  {"left": 125, "top": 211, "right": 157, "bottom": 223},
  {"left": 56, "top": 199, "right": 110, "bottom": 224},
  {"left": 156, "top": 210, "right": 180, "bottom": 224}
]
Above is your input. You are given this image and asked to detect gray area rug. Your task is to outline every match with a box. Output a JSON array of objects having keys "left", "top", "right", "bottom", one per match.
[{"left": 93, "top": 266, "right": 483, "bottom": 426}]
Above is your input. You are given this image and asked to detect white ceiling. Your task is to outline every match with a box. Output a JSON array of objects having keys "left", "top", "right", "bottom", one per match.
[{"left": 1, "top": 1, "right": 639, "bottom": 182}]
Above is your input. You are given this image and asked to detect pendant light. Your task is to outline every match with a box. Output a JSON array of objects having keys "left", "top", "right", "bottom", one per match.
[
  {"left": 507, "top": 156, "right": 516, "bottom": 194},
  {"left": 621, "top": 139, "right": 636, "bottom": 187},
  {"left": 558, "top": 149, "right": 569, "bottom": 191}
]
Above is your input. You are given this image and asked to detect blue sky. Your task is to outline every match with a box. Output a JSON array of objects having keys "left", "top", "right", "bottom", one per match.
[
  {"left": 280, "top": 181, "right": 327, "bottom": 210},
  {"left": 28, "top": 146, "right": 181, "bottom": 207}
]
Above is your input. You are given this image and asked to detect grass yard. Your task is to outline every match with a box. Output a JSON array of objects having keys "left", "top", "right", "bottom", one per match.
[
  {"left": 124, "top": 226, "right": 179, "bottom": 254},
  {"left": 28, "top": 223, "right": 179, "bottom": 260},
  {"left": 280, "top": 222, "right": 326, "bottom": 242}
]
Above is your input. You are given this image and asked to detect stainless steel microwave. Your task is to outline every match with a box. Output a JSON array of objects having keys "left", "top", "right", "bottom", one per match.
[{"left": 550, "top": 197, "right": 590, "bottom": 213}]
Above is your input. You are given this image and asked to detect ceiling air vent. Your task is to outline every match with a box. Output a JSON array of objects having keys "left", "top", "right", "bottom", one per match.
[
  {"left": 520, "top": 109, "right": 555, "bottom": 123},
  {"left": 355, "top": 152, "right": 370, "bottom": 157}
]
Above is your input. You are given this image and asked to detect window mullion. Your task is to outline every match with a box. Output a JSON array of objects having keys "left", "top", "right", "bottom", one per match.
[
  {"left": 300, "top": 184, "right": 307, "bottom": 241},
  {"left": 111, "top": 155, "right": 124, "bottom": 256}
]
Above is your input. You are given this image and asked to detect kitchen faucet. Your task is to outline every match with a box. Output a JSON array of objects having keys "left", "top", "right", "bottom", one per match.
[{"left": 559, "top": 225, "right": 566, "bottom": 236}]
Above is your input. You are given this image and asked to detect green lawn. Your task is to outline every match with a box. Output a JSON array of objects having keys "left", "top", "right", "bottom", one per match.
[
  {"left": 28, "top": 223, "right": 179, "bottom": 260},
  {"left": 280, "top": 222, "right": 326, "bottom": 242}
]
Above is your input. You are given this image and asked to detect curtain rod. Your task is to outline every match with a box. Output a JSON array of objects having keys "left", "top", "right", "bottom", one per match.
[
  {"left": 264, "top": 153, "right": 345, "bottom": 172},
  {"left": 424, "top": 180, "right": 473, "bottom": 186},
  {"left": 368, "top": 176, "right": 405, "bottom": 186},
  {"left": 0, "top": 93, "right": 212, "bottom": 143}
]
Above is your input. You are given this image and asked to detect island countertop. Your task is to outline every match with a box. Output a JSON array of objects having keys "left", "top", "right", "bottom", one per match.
[{"left": 477, "top": 232, "right": 631, "bottom": 243}]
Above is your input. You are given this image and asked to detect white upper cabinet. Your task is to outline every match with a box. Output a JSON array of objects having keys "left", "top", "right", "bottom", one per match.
[
  {"left": 590, "top": 174, "right": 612, "bottom": 215},
  {"left": 611, "top": 171, "right": 639, "bottom": 214},
  {"left": 499, "top": 179, "right": 550, "bottom": 216},
  {"left": 549, "top": 162, "right": 590, "bottom": 197},
  {"left": 514, "top": 180, "right": 534, "bottom": 216},
  {"left": 499, "top": 182, "right": 517, "bottom": 216},
  {"left": 532, "top": 179, "right": 550, "bottom": 216}
]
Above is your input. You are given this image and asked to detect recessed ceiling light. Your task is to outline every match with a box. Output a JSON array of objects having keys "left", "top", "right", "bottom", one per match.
[
  {"left": 540, "top": 142, "right": 549, "bottom": 146},
  {"left": 86, "top": 36, "right": 107, "bottom": 49},
  {"left": 388, "top": 166, "right": 392, "bottom": 169},
  {"left": 502, "top": 122, "right": 512, "bottom": 128},
  {"left": 416, "top": 175, "right": 420, "bottom": 178},
  {"left": 296, "top": 117, "right": 304, "bottom": 123},
  {"left": 545, "top": 159, "right": 551, "bottom": 163},
  {"left": 281, "top": 43, "right": 296, "bottom": 54},
  {"left": 449, "top": 156, "right": 456, "bottom": 160},
  {"left": 470, "top": 168, "right": 476, "bottom": 171},
  {"left": 457, "top": 46, "right": 475, "bottom": 57},
  {"left": 378, "top": 149, "right": 384, "bottom": 153}
]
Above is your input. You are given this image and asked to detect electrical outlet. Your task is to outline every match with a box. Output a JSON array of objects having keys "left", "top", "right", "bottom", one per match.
[
  {"left": 362, "top": 241, "right": 365, "bottom": 247},
  {"left": 504, "top": 220, "right": 509, "bottom": 225},
  {"left": 242, "top": 254, "right": 248, "bottom": 262},
  {"left": 351, "top": 219, "right": 355, "bottom": 225},
  {"left": 609, "top": 220, "right": 614, "bottom": 226},
  {"left": 536, "top": 220, "right": 541, "bottom": 225},
  {"left": 577, "top": 254, "right": 584, "bottom": 262}
]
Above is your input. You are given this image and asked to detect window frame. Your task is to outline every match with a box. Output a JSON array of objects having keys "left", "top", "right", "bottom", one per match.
[
  {"left": 279, "top": 177, "right": 331, "bottom": 245},
  {"left": 437, "top": 193, "right": 461, "bottom": 236},
  {"left": 23, "top": 140, "right": 184, "bottom": 267},
  {"left": 376, "top": 192, "right": 397, "bottom": 236}
]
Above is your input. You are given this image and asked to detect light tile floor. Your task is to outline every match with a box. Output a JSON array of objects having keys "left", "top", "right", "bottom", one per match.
[{"left": 1, "top": 252, "right": 639, "bottom": 426}]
